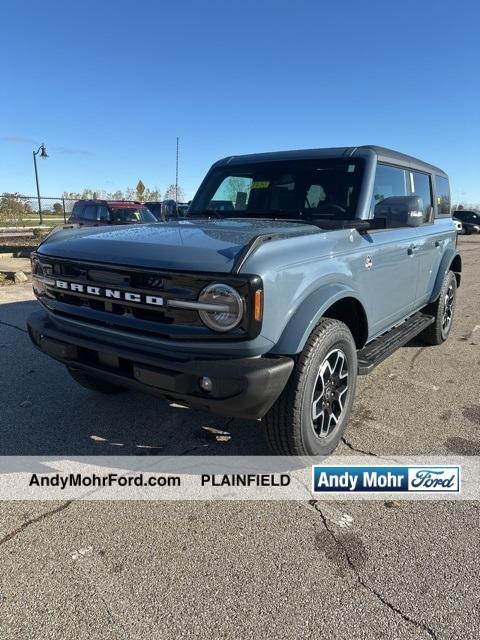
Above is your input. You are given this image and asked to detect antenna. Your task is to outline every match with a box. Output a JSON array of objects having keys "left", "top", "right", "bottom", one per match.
[{"left": 175, "top": 136, "right": 179, "bottom": 205}]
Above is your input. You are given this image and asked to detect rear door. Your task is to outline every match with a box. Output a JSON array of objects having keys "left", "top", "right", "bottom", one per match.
[
  {"left": 356, "top": 164, "right": 419, "bottom": 337},
  {"left": 409, "top": 171, "right": 446, "bottom": 305}
]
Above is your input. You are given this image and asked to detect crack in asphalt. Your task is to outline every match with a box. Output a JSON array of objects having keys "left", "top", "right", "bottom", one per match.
[
  {"left": 0, "top": 501, "right": 72, "bottom": 547},
  {"left": 341, "top": 435, "right": 379, "bottom": 457},
  {"left": 0, "top": 497, "right": 131, "bottom": 636},
  {"left": 341, "top": 436, "right": 405, "bottom": 466},
  {"left": 0, "top": 319, "right": 27, "bottom": 334},
  {"left": 176, "top": 417, "right": 236, "bottom": 455},
  {"left": 409, "top": 346, "right": 426, "bottom": 369},
  {"left": 312, "top": 501, "right": 440, "bottom": 640}
]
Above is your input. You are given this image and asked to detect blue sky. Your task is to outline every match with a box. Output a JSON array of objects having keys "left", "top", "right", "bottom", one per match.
[{"left": 1, "top": 0, "right": 479, "bottom": 203}]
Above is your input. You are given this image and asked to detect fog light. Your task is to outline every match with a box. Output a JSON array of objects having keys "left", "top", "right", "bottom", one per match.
[{"left": 199, "top": 376, "right": 213, "bottom": 392}]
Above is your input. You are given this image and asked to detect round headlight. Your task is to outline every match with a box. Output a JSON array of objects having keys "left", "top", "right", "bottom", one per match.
[{"left": 198, "top": 283, "right": 244, "bottom": 332}]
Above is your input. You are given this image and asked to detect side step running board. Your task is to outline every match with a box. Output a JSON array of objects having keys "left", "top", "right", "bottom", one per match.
[{"left": 357, "top": 312, "right": 435, "bottom": 375}]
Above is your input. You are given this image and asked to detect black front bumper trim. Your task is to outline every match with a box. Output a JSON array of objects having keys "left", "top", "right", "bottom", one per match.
[{"left": 27, "top": 310, "right": 294, "bottom": 420}]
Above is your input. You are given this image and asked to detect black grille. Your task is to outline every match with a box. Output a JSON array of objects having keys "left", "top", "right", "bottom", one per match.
[{"left": 33, "top": 255, "right": 262, "bottom": 340}]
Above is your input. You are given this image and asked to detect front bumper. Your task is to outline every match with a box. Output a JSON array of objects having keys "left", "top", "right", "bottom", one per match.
[{"left": 27, "top": 310, "right": 294, "bottom": 420}]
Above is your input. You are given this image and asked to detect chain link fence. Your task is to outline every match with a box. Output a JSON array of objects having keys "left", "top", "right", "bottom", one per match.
[{"left": 0, "top": 195, "right": 78, "bottom": 228}]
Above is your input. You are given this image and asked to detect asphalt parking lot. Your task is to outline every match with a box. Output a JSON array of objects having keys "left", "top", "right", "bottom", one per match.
[{"left": 0, "top": 235, "right": 479, "bottom": 639}]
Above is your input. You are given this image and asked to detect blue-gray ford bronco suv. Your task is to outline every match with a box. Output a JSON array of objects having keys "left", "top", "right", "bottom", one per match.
[{"left": 28, "top": 146, "right": 461, "bottom": 456}]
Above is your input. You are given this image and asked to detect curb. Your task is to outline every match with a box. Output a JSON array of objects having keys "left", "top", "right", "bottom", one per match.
[{"left": 0, "top": 270, "right": 31, "bottom": 284}]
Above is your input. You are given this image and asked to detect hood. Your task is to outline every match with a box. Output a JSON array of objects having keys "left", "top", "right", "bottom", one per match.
[{"left": 37, "top": 218, "right": 320, "bottom": 272}]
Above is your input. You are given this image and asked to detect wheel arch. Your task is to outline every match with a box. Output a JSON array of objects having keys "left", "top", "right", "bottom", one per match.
[
  {"left": 450, "top": 253, "right": 462, "bottom": 287},
  {"left": 429, "top": 250, "right": 462, "bottom": 303},
  {"left": 322, "top": 297, "right": 369, "bottom": 349},
  {"left": 270, "top": 285, "right": 369, "bottom": 355}
]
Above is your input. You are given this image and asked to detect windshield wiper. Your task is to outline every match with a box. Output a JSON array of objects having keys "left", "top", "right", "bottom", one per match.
[{"left": 246, "top": 211, "right": 318, "bottom": 224}]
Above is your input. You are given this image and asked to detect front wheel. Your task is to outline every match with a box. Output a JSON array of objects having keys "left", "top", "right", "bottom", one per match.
[{"left": 264, "top": 319, "right": 357, "bottom": 456}]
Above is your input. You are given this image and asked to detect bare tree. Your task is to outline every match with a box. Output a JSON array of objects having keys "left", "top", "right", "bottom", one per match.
[
  {"left": 143, "top": 187, "right": 162, "bottom": 201},
  {"left": 164, "top": 184, "right": 185, "bottom": 201}
]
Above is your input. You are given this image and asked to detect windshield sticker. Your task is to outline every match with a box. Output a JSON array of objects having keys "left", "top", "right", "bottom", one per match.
[{"left": 251, "top": 180, "right": 270, "bottom": 189}]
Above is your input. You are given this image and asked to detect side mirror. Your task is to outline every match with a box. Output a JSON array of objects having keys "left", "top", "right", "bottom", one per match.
[{"left": 374, "top": 196, "right": 424, "bottom": 228}]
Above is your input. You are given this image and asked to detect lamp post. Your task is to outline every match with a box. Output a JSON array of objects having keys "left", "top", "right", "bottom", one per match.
[
  {"left": 33, "top": 143, "right": 48, "bottom": 225},
  {"left": 175, "top": 136, "right": 179, "bottom": 205}
]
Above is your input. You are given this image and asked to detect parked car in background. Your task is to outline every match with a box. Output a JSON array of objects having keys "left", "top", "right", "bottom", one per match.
[
  {"left": 453, "top": 219, "right": 462, "bottom": 233},
  {"left": 143, "top": 201, "right": 163, "bottom": 220},
  {"left": 453, "top": 210, "right": 480, "bottom": 234},
  {"left": 145, "top": 200, "right": 190, "bottom": 221},
  {"left": 68, "top": 200, "right": 157, "bottom": 227},
  {"left": 177, "top": 202, "right": 190, "bottom": 217}
]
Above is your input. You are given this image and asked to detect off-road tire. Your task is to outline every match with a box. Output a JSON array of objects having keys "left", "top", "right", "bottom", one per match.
[
  {"left": 67, "top": 367, "right": 127, "bottom": 394},
  {"left": 421, "top": 270, "right": 457, "bottom": 345},
  {"left": 264, "top": 318, "right": 357, "bottom": 456}
]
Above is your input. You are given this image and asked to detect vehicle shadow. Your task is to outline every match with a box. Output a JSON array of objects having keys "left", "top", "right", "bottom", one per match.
[{"left": 0, "top": 299, "right": 272, "bottom": 458}]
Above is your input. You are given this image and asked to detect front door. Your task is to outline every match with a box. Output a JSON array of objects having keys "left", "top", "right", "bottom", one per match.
[{"left": 355, "top": 227, "right": 419, "bottom": 337}]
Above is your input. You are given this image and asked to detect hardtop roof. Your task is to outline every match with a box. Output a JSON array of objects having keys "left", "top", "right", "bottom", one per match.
[{"left": 214, "top": 145, "right": 447, "bottom": 177}]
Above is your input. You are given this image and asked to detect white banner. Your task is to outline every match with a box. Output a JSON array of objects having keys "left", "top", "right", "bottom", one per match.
[{"left": 0, "top": 456, "right": 478, "bottom": 500}]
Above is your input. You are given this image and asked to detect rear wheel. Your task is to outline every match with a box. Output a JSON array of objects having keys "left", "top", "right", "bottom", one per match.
[
  {"left": 421, "top": 270, "right": 457, "bottom": 345},
  {"left": 67, "top": 367, "right": 127, "bottom": 394},
  {"left": 264, "top": 319, "right": 357, "bottom": 456}
]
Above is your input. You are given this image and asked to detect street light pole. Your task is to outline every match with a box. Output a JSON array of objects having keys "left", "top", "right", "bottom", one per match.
[
  {"left": 32, "top": 143, "right": 48, "bottom": 225},
  {"left": 175, "top": 136, "right": 179, "bottom": 206}
]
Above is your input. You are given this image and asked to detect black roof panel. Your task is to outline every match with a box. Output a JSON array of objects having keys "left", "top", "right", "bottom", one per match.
[{"left": 214, "top": 145, "right": 447, "bottom": 177}]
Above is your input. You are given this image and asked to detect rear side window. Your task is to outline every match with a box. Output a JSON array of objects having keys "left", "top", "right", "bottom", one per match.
[
  {"left": 435, "top": 176, "right": 451, "bottom": 216},
  {"left": 371, "top": 164, "right": 408, "bottom": 211},
  {"left": 411, "top": 171, "right": 433, "bottom": 223},
  {"left": 97, "top": 205, "right": 109, "bottom": 221}
]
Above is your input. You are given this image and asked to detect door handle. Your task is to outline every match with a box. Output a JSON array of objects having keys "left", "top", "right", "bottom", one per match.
[{"left": 407, "top": 244, "right": 419, "bottom": 256}]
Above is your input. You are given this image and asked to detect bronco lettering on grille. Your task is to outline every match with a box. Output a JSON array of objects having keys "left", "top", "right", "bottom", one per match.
[{"left": 54, "top": 280, "right": 164, "bottom": 306}]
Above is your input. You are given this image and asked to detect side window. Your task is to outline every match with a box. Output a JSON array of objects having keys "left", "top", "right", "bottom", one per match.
[
  {"left": 83, "top": 205, "right": 97, "bottom": 220},
  {"left": 371, "top": 164, "right": 408, "bottom": 211},
  {"left": 97, "top": 205, "right": 109, "bottom": 221},
  {"left": 411, "top": 171, "right": 433, "bottom": 223},
  {"left": 210, "top": 176, "right": 252, "bottom": 211},
  {"left": 305, "top": 184, "right": 326, "bottom": 208},
  {"left": 435, "top": 176, "right": 451, "bottom": 216}
]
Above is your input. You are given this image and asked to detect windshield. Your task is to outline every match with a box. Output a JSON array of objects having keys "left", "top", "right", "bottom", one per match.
[
  {"left": 189, "top": 158, "right": 364, "bottom": 221},
  {"left": 109, "top": 207, "right": 156, "bottom": 223}
]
